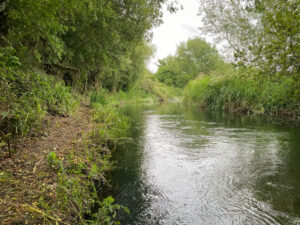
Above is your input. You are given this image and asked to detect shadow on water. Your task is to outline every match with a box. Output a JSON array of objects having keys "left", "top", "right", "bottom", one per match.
[
  {"left": 110, "top": 104, "right": 154, "bottom": 224},
  {"left": 253, "top": 129, "right": 300, "bottom": 217},
  {"left": 110, "top": 103, "right": 300, "bottom": 225}
]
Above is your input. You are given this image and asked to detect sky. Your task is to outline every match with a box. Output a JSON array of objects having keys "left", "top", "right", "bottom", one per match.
[{"left": 148, "top": 0, "right": 202, "bottom": 72}]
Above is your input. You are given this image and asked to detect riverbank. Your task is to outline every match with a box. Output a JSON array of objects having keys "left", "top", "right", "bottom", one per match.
[
  {"left": 0, "top": 66, "right": 173, "bottom": 224},
  {"left": 183, "top": 72, "right": 300, "bottom": 124},
  {"left": 0, "top": 102, "right": 129, "bottom": 224}
]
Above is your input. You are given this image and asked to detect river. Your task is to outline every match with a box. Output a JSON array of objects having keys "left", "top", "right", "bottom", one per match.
[{"left": 110, "top": 103, "right": 300, "bottom": 225}]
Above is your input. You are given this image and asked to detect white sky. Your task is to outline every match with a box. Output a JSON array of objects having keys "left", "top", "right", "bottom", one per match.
[{"left": 148, "top": 0, "right": 202, "bottom": 72}]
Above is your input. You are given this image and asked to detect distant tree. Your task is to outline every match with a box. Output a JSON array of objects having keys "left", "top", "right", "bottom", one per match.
[
  {"left": 155, "top": 38, "right": 229, "bottom": 87},
  {"left": 156, "top": 56, "right": 176, "bottom": 86}
]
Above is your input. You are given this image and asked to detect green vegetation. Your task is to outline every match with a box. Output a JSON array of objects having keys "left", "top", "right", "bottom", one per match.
[
  {"left": 155, "top": 38, "right": 233, "bottom": 88},
  {"left": 109, "top": 72, "right": 180, "bottom": 103},
  {"left": 41, "top": 104, "right": 130, "bottom": 224},
  {"left": 0, "top": 0, "right": 179, "bottom": 155},
  {"left": 184, "top": 71, "right": 300, "bottom": 118},
  {"left": 182, "top": 0, "right": 299, "bottom": 119},
  {"left": 0, "top": 0, "right": 179, "bottom": 224},
  {"left": 0, "top": 50, "right": 77, "bottom": 157},
  {"left": 0, "top": 0, "right": 175, "bottom": 91},
  {"left": 198, "top": 0, "right": 299, "bottom": 76},
  {"left": 0, "top": 0, "right": 299, "bottom": 223},
  {"left": 89, "top": 71, "right": 180, "bottom": 107},
  {"left": 0, "top": 0, "right": 180, "bottom": 157}
]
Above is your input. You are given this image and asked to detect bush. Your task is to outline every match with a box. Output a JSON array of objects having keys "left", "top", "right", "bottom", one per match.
[
  {"left": 90, "top": 89, "right": 108, "bottom": 106},
  {"left": 0, "top": 52, "right": 77, "bottom": 156},
  {"left": 184, "top": 71, "right": 300, "bottom": 118},
  {"left": 92, "top": 105, "right": 130, "bottom": 145}
]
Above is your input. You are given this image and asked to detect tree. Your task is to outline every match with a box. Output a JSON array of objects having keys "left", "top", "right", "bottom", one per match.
[
  {"left": 155, "top": 38, "right": 229, "bottom": 87},
  {"left": 253, "top": 0, "right": 300, "bottom": 75},
  {"left": 1, "top": 0, "right": 179, "bottom": 91},
  {"left": 198, "top": 0, "right": 300, "bottom": 76}
]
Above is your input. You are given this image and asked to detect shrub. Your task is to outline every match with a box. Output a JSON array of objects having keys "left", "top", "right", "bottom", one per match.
[
  {"left": 92, "top": 105, "right": 130, "bottom": 145},
  {"left": 0, "top": 52, "right": 77, "bottom": 156},
  {"left": 184, "top": 71, "right": 300, "bottom": 118},
  {"left": 90, "top": 89, "right": 108, "bottom": 106}
]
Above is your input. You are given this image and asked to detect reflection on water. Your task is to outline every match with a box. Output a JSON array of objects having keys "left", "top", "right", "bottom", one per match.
[{"left": 111, "top": 104, "right": 300, "bottom": 225}]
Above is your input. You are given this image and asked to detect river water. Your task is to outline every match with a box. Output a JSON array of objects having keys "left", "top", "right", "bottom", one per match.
[{"left": 111, "top": 104, "right": 300, "bottom": 225}]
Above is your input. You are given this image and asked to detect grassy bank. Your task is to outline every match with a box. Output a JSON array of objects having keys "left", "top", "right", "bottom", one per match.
[
  {"left": 43, "top": 104, "right": 130, "bottom": 224},
  {"left": 184, "top": 71, "right": 300, "bottom": 120},
  {"left": 0, "top": 63, "right": 131, "bottom": 224},
  {"left": 0, "top": 100, "right": 130, "bottom": 224},
  {"left": 90, "top": 72, "right": 181, "bottom": 107},
  {"left": 0, "top": 66, "right": 77, "bottom": 157},
  {"left": 0, "top": 56, "right": 178, "bottom": 224}
]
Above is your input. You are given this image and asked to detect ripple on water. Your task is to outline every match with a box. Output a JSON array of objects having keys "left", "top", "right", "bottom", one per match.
[{"left": 112, "top": 105, "right": 300, "bottom": 225}]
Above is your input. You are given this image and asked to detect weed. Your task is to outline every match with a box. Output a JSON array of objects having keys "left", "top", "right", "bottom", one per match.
[
  {"left": 46, "top": 151, "right": 64, "bottom": 172},
  {"left": 184, "top": 71, "right": 300, "bottom": 118},
  {"left": 92, "top": 106, "right": 130, "bottom": 146},
  {"left": 90, "top": 89, "right": 108, "bottom": 106},
  {"left": 0, "top": 65, "right": 77, "bottom": 157}
]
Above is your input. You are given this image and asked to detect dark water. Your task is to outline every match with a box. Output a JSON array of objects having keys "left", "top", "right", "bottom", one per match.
[{"left": 111, "top": 104, "right": 300, "bottom": 225}]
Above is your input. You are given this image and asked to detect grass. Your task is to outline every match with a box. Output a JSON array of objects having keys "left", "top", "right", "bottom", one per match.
[
  {"left": 0, "top": 102, "right": 130, "bottom": 224},
  {"left": 42, "top": 102, "right": 131, "bottom": 224},
  {"left": 0, "top": 67, "right": 78, "bottom": 157},
  {"left": 184, "top": 71, "right": 300, "bottom": 119},
  {"left": 0, "top": 61, "right": 131, "bottom": 223},
  {"left": 89, "top": 72, "right": 181, "bottom": 108},
  {"left": 48, "top": 100, "right": 131, "bottom": 224}
]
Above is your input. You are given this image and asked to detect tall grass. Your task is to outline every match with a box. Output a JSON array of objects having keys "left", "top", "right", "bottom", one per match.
[
  {"left": 184, "top": 72, "right": 300, "bottom": 118},
  {"left": 42, "top": 103, "right": 130, "bottom": 224},
  {"left": 89, "top": 72, "right": 181, "bottom": 107},
  {"left": 0, "top": 68, "right": 77, "bottom": 156}
]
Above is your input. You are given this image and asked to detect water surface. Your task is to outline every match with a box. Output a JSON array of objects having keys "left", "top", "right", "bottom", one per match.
[{"left": 111, "top": 104, "right": 300, "bottom": 225}]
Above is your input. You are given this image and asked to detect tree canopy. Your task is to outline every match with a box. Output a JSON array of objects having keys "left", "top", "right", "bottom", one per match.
[
  {"left": 198, "top": 0, "right": 300, "bottom": 77},
  {"left": 155, "top": 38, "right": 231, "bottom": 87},
  {"left": 0, "top": 0, "right": 177, "bottom": 91}
]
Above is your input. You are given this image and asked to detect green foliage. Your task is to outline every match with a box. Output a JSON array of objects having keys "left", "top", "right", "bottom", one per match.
[
  {"left": 48, "top": 103, "right": 132, "bottom": 224},
  {"left": 138, "top": 72, "right": 180, "bottom": 101},
  {"left": 0, "top": 1, "right": 179, "bottom": 223},
  {"left": 155, "top": 38, "right": 232, "bottom": 87},
  {"left": 0, "top": 51, "right": 77, "bottom": 156},
  {"left": 184, "top": 70, "right": 300, "bottom": 117},
  {"left": 108, "top": 71, "right": 180, "bottom": 104},
  {"left": 0, "top": 69, "right": 76, "bottom": 135},
  {"left": 91, "top": 196, "right": 129, "bottom": 225},
  {"left": 90, "top": 89, "right": 108, "bottom": 106},
  {"left": 0, "top": 0, "right": 176, "bottom": 91},
  {"left": 92, "top": 106, "right": 130, "bottom": 144},
  {"left": 198, "top": 0, "right": 299, "bottom": 77},
  {"left": 254, "top": 0, "right": 300, "bottom": 75},
  {"left": 41, "top": 104, "right": 132, "bottom": 224},
  {"left": 46, "top": 151, "right": 59, "bottom": 169},
  {"left": 46, "top": 151, "right": 64, "bottom": 172},
  {"left": 0, "top": 47, "right": 21, "bottom": 68},
  {"left": 88, "top": 68, "right": 180, "bottom": 107},
  {"left": 182, "top": 0, "right": 299, "bottom": 120}
]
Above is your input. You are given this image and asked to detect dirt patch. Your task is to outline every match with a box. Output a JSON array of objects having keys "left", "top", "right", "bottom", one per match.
[{"left": 0, "top": 104, "right": 95, "bottom": 224}]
